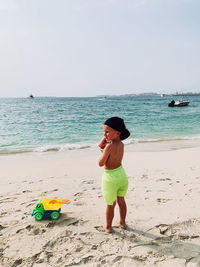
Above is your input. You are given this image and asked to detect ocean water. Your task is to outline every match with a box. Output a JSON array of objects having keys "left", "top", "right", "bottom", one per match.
[{"left": 0, "top": 95, "right": 200, "bottom": 154}]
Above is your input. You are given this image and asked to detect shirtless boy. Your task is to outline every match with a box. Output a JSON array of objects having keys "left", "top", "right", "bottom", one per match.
[{"left": 98, "top": 117, "right": 130, "bottom": 233}]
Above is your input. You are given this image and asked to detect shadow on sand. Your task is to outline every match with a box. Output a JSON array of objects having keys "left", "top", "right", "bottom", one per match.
[{"left": 111, "top": 223, "right": 200, "bottom": 265}]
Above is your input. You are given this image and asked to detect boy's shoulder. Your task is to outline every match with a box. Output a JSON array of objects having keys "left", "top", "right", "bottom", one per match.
[
  {"left": 111, "top": 140, "right": 123, "bottom": 149},
  {"left": 105, "top": 142, "right": 113, "bottom": 149},
  {"left": 105, "top": 140, "right": 123, "bottom": 151}
]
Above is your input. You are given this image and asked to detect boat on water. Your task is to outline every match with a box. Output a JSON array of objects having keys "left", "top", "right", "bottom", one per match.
[
  {"left": 29, "top": 94, "right": 34, "bottom": 98},
  {"left": 168, "top": 100, "right": 190, "bottom": 107}
]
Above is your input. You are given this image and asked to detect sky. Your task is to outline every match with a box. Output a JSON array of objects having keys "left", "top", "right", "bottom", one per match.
[{"left": 0, "top": 0, "right": 200, "bottom": 97}]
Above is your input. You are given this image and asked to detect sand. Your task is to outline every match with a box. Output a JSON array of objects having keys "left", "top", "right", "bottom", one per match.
[{"left": 1, "top": 144, "right": 200, "bottom": 267}]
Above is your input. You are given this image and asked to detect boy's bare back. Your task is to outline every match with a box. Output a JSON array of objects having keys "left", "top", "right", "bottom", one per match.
[
  {"left": 98, "top": 124, "right": 124, "bottom": 170},
  {"left": 104, "top": 140, "right": 124, "bottom": 170}
]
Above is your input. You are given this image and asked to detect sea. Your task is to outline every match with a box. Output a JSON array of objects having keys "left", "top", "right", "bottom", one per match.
[{"left": 0, "top": 94, "right": 200, "bottom": 155}]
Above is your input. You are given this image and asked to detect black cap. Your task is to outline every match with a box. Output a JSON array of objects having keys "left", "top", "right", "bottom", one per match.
[{"left": 104, "top": 117, "right": 130, "bottom": 140}]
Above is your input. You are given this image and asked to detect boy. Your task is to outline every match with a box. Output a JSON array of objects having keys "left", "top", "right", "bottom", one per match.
[{"left": 98, "top": 117, "right": 130, "bottom": 233}]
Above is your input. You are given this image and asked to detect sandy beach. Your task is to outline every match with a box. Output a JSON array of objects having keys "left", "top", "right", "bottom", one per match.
[{"left": 1, "top": 144, "right": 200, "bottom": 267}]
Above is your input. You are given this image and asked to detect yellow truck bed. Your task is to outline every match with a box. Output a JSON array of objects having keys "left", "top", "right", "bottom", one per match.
[{"left": 39, "top": 196, "right": 70, "bottom": 210}]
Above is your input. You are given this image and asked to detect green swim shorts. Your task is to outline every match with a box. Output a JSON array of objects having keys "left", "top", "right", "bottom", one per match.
[{"left": 102, "top": 165, "right": 128, "bottom": 205}]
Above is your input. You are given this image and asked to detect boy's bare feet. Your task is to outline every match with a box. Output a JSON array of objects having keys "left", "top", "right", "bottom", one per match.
[
  {"left": 103, "top": 225, "right": 112, "bottom": 234},
  {"left": 117, "top": 221, "right": 127, "bottom": 229}
]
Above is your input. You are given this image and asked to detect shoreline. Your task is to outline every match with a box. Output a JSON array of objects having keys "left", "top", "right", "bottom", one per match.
[
  {"left": 126, "top": 138, "right": 200, "bottom": 152},
  {"left": 1, "top": 136, "right": 200, "bottom": 156},
  {"left": 1, "top": 145, "right": 200, "bottom": 266}
]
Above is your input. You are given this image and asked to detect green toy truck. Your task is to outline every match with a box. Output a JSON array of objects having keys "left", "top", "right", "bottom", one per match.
[{"left": 32, "top": 197, "right": 70, "bottom": 221}]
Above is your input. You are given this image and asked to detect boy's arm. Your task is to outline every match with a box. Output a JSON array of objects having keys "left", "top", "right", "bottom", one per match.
[
  {"left": 99, "top": 137, "right": 110, "bottom": 152},
  {"left": 98, "top": 143, "right": 112, "bottom": 167},
  {"left": 98, "top": 137, "right": 107, "bottom": 149}
]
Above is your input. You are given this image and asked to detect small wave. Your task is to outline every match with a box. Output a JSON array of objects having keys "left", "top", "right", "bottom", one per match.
[
  {"left": 34, "top": 143, "right": 93, "bottom": 152},
  {"left": 124, "top": 135, "right": 200, "bottom": 145}
]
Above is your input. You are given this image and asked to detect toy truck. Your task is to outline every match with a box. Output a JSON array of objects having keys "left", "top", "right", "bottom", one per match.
[{"left": 32, "top": 196, "right": 71, "bottom": 221}]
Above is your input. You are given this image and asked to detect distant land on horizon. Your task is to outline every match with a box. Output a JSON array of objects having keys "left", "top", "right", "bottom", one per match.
[
  {"left": 97, "top": 92, "right": 200, "bottom": 97},
  {"left": 1, "top": 91, "right": 200, "bottom": 99}
]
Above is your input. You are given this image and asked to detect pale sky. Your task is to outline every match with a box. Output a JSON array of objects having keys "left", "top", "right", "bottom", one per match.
[{"left": 0, "top": 0, "right": 199, "bottom": 97}]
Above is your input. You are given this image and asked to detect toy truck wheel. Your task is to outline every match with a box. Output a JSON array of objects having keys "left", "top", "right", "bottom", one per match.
[
  {"left": 51, "top": 211, "right": 60, "bottom": 220},
  {"left": 35, "top": 212, "right": 43, "bottom": 221}
]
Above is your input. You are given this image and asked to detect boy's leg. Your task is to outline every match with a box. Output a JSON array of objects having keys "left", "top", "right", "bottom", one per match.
[
  {"left": 104, "top": 201, "right": 116, "bottom": 233},
  {"left": 117, "top": 196, "right": 127, "bottom": 228}
]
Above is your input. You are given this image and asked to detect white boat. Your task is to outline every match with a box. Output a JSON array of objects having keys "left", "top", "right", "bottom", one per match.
[{"left": 168, "top": 100, "right": 190, "bottom": 107}]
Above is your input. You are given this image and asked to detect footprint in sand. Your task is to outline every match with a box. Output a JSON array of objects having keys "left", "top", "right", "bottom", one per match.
[
  {"left": 26, "top": 224, "right": 34, "bottom": 231},
  {"left": 16, "top": 224, "right": 34, "bottom": 233},
  {"left": 46, "top": 221, "right": 56, "bottom": 228},
  {"left": 156, "top": 178, "right": 172, "bottom": 182},
  {"left": 12, "top": 259, "right": 23, "bottom": 266},
  {"left": 40, "top": 188, "right": 58, "bottom": 195},
  {"left": 73, "top": 201, "right": 84, "bottom": 206},
  {"left": 16, "top": 228, "right": 24, "bottom": 234},
  {"left": 112, "top": 256, "right": 123, "bottom": 263},
  {"left": 18, "top": 225, "right": 46, "bottom": 235},
  {"left": 33, "top": 228, "right": 41, "bottom": 235},
  {"left": 44, "top": 239, "right": 57, "bottom": 249},
  {"left": 81, "top": 179, "right": 94, "bottom": 185},
  {"left": 74, "top": 192, "right": 83, "bottom": 197},
  {"left": 45, "top": 218, "right": 80, "bottom": 228},
  {"left": 91, "top": 244, "right": 98, "bottom": 250},
  {"left": 157, "top": 198, "right": 171, "bottom": 203},
  {"left": 50, "top": 189, "right": 59, "bottom": 193},
  {"left": 65, "top": 230, "right": 73, "bottom": 237},
  {"left": 73, "top": 191, "right": 85, "bottom": 203},
  {"left": 94, "top": 226, "right": 104, "bottom": 232},
  {"left": 0, "top": 212, "right": 8, "bottom": 217},
  {"left": 141, "top": 174, "right": 148, "bottom": 180},
  {"left": 75, "top": 246, "right": 83, "bottom": 252},
  {"left": 22, "top": 190, "right": 32, "bottom": 193},
  {"left": 26, "top": 202, "right": 34, "bottom": 208},
  {"left": 0, "top": 197, "right": 17, "bottom": 204},
  {"left": 0, "top": 224, "right": 7, "bottom": 231},
  {"left": 42, "top": 191, "right": 48, "bottom": 194}
]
